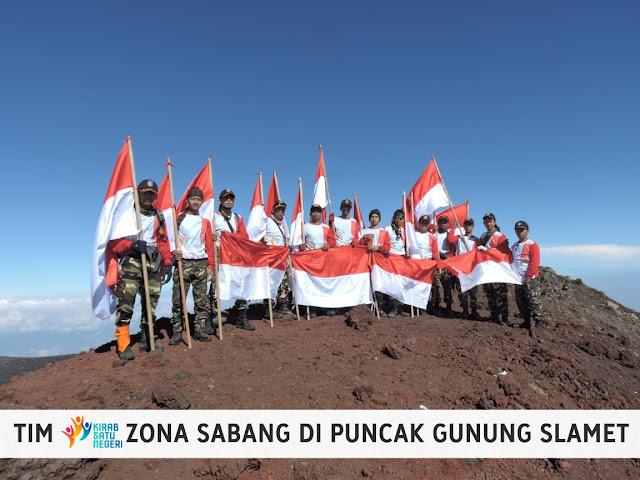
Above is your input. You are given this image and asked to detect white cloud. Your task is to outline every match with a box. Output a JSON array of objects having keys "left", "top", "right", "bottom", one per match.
[
  {"left": 0, "top": 297, "right": 100, "bottom": 333},
  {"left": 542, "top": 245, "right": 640, "bottom": 261}
]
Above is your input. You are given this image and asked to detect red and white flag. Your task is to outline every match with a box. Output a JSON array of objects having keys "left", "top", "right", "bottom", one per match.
[
  {"left": 404, "top": 193, "right": 421, "bottom": 257},
  {"left": 289, "top": 183, "right": 304, "bottom": 247},
  {"left": 438, "top": 245, "right": 522, "bottom": 292},
  {"left": 246, "top": 176, "right": 268, "bottom": 242},
  {"left": 156, "top": 171, "right": 176, "bottom": 251},
  {"left": 290, "top": 246, "right": 372, "bottom": 308},
  {"left": 264, "top": 172, "right": 279, "bottom": 218},
  {"left": 177, "top": 162, "right": 214, "bottom": 228},
  {"left": 407, "top": 157, "right": 449, "bottom": 224},
  {"left": 370, "top": 253, "right": 438, "bottom": 309},
  {"left": 436, "top": 201, "right": 470, "bottom": 228},
  {"left": 312, "top": 146, "right": 328, "bottom": 222},
  {"left": 91, "top": 139, "right": 139, "bottom": 320},
  {"left": 218, "top": 233, "right": 288, "bottom": 301},
  {"left": 353, "top": 194, "right": 365, "bottom": 233}
]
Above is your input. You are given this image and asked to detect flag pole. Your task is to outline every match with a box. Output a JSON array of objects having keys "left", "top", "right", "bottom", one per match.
[
  {"left": 319, "top": 144, "right": 336, "bottom": 236},
  {"left": 431, "top": 156, "right": 471, "bottom": 253},
  {"left": 402, "top": 191, "right": 414, "bottom": 318},
  {"left": 259, "top": 173, "right": 274, "bottom": 328},
  {"left": 298, "top": 178, "right": 310, "bottom": 321},
  {"left": 166, "top": 158, "right": 192, "bottom": 349},
  {"left": 208, "top": 155, "right": 224, "bottom": 340},
  {"left": 411, "top": 193, "right": 424, "bottom": 315},
  {"left": 356, "top": 193, "right": 380, "bottom": 319},
  {"left": 274, "top": 172, "right": 301, "bottom": 322},
  {"left": 126, "top": 137, "right": 156, "bottom": 351}
]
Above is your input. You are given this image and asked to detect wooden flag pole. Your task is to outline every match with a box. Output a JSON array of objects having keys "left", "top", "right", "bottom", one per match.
[
  {"left": 432, "top": 156, "right": 471, "bottom": 254},
  {"left": 274, "top": 172, "right": 301, "bottom": 322},
  {"left": 208, "top": 155, "right": 224, "bottom": 340},
  {"left": 319, "top": 144, "right": 336, "bottom": 236},
  {"left": 258, "top": 173, "right": 275, "bottom": 328},
  {"left": 126, "top": 137, "right": 156, "bottom": 351},
  {"left": 166, "top": 158, "right": 192, "bottom": 349}
]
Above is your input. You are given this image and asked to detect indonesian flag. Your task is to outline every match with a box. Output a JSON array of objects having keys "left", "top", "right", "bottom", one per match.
[
  {"left": 177, "top": 162, "right": 214, "bottom": 229},
  {"left": 370, "top": 253, "right": 437, "bottom": 309},
  {"left": 289, "top": 185, "right": 304, "bottom": 247},
  {"left": 156, "top": 172, "right": 175, "bottom": 251},
  {"left": 290, "top": 246, "right": 372, "bottom": 308},
  {"left": 312, "top": 146, "right": 328, "bottom": 222},
  {"left": 218, "top": 233, "right": 288, "bottom": 301},
  {"left": 436, "top": 201, "right": 470, "bottom": 228},
  {"left": 265, "top": 172, "right": 279, "bottom": 217},
  {"left": 404, "top": 193, "right": 420, "bottom": 257},
  {"left": 353, "top": 194, "right": 365, "bottom": 233},
  {"left": 246, "top": 177, "right": 268, "bottom": 242},
  {"left": 407, "top": 157, "right": 449, "bottom": 225},
  {"left": 438, "top": 244, "right": 522, "bottom": 292},
  {"left": 91, "top": 139, "right": 138, "bottom": 320}
]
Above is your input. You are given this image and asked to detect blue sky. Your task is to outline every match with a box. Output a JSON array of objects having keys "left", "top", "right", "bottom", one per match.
[{"left": 1, "top": 1, "right": 638, "bottom": 356}]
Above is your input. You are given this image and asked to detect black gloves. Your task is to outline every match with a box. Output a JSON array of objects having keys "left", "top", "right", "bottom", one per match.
[
  {"left": 131, "top": 240, "right": 148, "bottom": 254},
  {"left": 162, "top": 266, "right": 173, "bottom": 284}
]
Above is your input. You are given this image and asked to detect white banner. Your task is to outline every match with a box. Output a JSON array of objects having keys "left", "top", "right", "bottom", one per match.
[{"left": 2, "top": 410, "right": 637, "bottom": 458}]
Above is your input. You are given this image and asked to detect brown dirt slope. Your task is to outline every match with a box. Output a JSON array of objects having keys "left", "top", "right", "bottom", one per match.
[{"left": 1, "top": 267, "right": 639, "bottom": 479}]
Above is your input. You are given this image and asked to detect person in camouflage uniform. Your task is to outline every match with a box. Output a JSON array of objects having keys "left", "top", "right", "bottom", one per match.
[
  {"left": 107, "top": 179, "right": 173, "bottom": 360},
  {"left": 477, "top": 213, "right": 510, "bottom": 325},
  {"left": 448, "top": 218, "right": 480, "bottom": 320},
  {"left": 262, "top": 200, "right": 292, "bottom": 319},
  {"left": 169, "top": 188, "right": 215, "bottom": 345},
  {"left": 430, "top": 216, "right": 454, "bottom": 316},
  {"left": 511, "top": 220, "right": 544, "bottom": 330}
]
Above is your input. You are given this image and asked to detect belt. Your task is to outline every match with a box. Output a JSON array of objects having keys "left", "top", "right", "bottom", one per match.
[{"left": 181, "top": 258, "right": 207, "bottom": 262}]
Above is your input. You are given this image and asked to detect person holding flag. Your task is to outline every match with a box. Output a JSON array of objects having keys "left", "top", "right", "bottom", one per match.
[
  {"left": 448, "top": 218, "right": 480, "bottom": 320},
  {"left": 431, "top": 215, "right": 455, "bottom": 317},
  {"left": 215, "top": 188, "right": 255, "bottom": 331},
  {"left": 332, "top": 199, "right": 359, "bottom": 247},
  {"left": 108, "top": 179, "right": 173, "bottom": 360},
  {"left": 382, "top": 209, "right": 410, "bottom": 317},
  {"left": 477, "top": 212, "right": 510, "bottom": 325},
  {"left": 262, "top": 200, "right": 293, "bottom": 319},
  {"left": 358, "top": 208, "right": 391, "bottom": 316},
  {"left": 168, "top": 187, "right": 215, "bottom": 345}
]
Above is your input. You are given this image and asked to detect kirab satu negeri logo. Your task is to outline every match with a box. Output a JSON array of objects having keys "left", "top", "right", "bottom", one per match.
[{"left": 61, "top": 415, "right": 92, "bottom": 448}]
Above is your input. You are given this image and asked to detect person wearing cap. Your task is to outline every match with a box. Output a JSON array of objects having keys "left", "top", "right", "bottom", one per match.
[
  {"left": 476, "top": 212, "right": 510, "bottom": 325},
  {"left": 358, "top": 209, "right": 392, "bottom": 316},
  {"left": 168, "top": 187, "right": 215, "bottom": 345},
  {"left": 410, "top": 215, "right": 440, "bottom": 316},
  {"left": 511, "top": 221, "right": 544, "bottom": 330},
  {"left": 430, "top": 215, "right": 455, "bottom": 317},
  {"left": 448, "top": 218, "right": 480, "bottom": 320},
  {"left": 332, "top": 199, "right": 359, "bottom": 247},
  {"left": 107, "top": 179, "right": 173, "bottom": 360},
  {"left": 212, "top": 188, "right": 256, "bottom": 331},
  {"left": 263, "top": 200, "right": 292, "bottom": 318}
]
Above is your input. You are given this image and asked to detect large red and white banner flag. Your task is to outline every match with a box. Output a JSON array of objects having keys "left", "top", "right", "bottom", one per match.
[
  {"left": 436, "top": 201, "right": 470, "bottom": 227},
  {"left": 177, "top": 162, "right": 214, "bottom": 229},
  {"left": 291, "top": 246, "right": 372, "bottom": 308},
  {"left": 370, "top": 253, "right": 438, "bottom": 309},
  {"left": 407, "top": 157, "right": 449, "bottom": 224},
  {"left": 264, "top": 172, "right": 279, "bottom": 218},
  {"left": 156, "top": 171, "right": 176, "bottom": 251},
  {"left": 312, "top": 146, "right": 328, "bottom": 222},
  {"left": 91, "top": 140, "right": 139, "bottom": 320},
  {"left": 289, "top": 185, "right": 304, "bottom": 247},
  {"left": 218, "top": 233, "right": 288, "bottom": 301},
  {"left": 353, "top": 194, "right": 365, "bottom": 233},
  {"left": 246, "top": 177, "right": 268, "bottom": 242},
  {"left": 438, "top": 245, "right": 522, "bottom": 292},
  {"left": 404, "top": 193, "right": 421, "bottom": 257}
]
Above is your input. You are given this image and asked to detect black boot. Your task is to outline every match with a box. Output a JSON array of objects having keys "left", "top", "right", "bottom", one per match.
[
  {"left": 236, "top": 309, "right": 256, "bottom": 330},
  {"left": 139, "top": 327, "right": 164, "bottom": 352},
  {"left": 264, "top": 303, "right": 283, "bottom": 319},
  {"left": 204, "top": 316, "right": 216, "bottom": 335},
  {"left": 471, "top": 308, "right": 481, "bottom": 321},
  {"left": 193, "top": 330, "right": 212, "bottom": 342},
  {"left": 169, "top": 330, "right": 183, "bottom": 346},
  {"left": 118, "top": 345, "right": 135, "bottom": 361}
]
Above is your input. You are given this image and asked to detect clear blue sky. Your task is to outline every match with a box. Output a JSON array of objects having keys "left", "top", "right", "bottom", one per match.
[{"left": 1, "top": 1, "right": 638, "bottom": 356}]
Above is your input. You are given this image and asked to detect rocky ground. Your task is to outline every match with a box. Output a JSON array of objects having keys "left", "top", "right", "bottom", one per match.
[{"left": 1, "top": 267, "right": 639, "bottom": 479}]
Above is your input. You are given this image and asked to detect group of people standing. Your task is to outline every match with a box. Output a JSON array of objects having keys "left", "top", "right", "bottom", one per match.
[{"left": 107, "top": 180, "right": 544, "bottom": 361}]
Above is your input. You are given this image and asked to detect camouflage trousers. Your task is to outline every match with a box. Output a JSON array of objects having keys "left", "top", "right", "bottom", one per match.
[
  {"left": 515, "top": 277, "right": 544, "bottom": 325},
  {"left": 114, "top": 256, "right": 163, "bottom": 328},
  {"left": 172, "top": 259, "right": 209, "bottom": 334},
  {"left": 484, "top": 283, "right": 509, "bottom": 321},
  {"left": 455, "top": 280, "right": 478, "bottom": 312},
  {"left": 275, "top": 274, "right": 290, "bottom": 307},
  {"left": 431, "top": 268, "right": 453, "bottom": 307}
]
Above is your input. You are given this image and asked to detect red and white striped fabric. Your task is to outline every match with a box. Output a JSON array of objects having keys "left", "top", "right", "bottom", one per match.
[
  {"left": 290, "top": 246, "right": 372, "bottom": 308},
  {"left": 436, "top": 201, "right": 469, "bottom": 226},
  {"left": 438, "top": 245, "right": 522, "bottom": 293},
  {"left": 177, "top": 163, "right": 214, "bottom": 232},
  {"left": 404, "top": 193, "right": 421, "bottom": 257},
  {"left": 289, "top": 186, "right": 304, "bottom": 247},
  {"left": 312, "top": 147, "right": 328, "bottom": 222},
  {"left": 407, "top": 158, "right": 449, "bottom": 224},
  {"left": 264, "top": 172, "right": 279, "bottom": 217},
  {"left": 218, "top": 233, "right": 288, "bottom": 301},
  {"left": 353, "top": 195, "right": 365, "bottom": 233},
  {"left": 91, "top": 139, "right": 139, "bottom": 320},
  {"left": 156, "top": 172, "right": 176, "bottom": 251},
  {"left": 246, "top": 177, "right": 268, "bottom": 242},
  {"left": 370, "top": 252, "right": 437, "bottom": 309}
]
